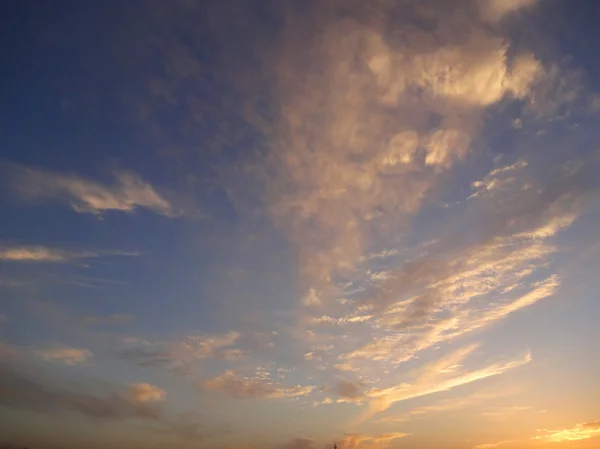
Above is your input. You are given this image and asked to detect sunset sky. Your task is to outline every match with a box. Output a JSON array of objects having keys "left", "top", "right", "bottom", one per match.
[{"left": 1, "top": 1, "right": 600, "bottom": 448}]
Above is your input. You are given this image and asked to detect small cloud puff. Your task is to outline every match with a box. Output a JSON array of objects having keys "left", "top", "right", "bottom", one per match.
[{"left": 128, "top": 383, "right": 166, "bottom": 403}]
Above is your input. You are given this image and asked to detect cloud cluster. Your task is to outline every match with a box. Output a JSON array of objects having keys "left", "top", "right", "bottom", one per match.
[
  {"left": 6, "top": 164, "right": 177, "bottom": 216},
  {"left": 203, "top": 370, "right": 313, "bottom": 399}
]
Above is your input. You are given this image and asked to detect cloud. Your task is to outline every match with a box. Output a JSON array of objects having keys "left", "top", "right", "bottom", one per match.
[
  {"left": 479, "top": 0, "right": 541, "bottom": 22},
  {"left": 118, "top": 331, "right": 241, "bottom": 372},
  {"left": 276, "top": 438, "right": 316, "bottom": 449},
  {"left": 0, "top": 362, "right": 162, "bottom": 420},
  {"left": 203, "top": 370, "right": 314, "bottom": 399},
  {"left": 0, "top": 245, "right": 139, "bottom": 263},
  {"left": 118, "top": 7, "right": 598, "bottom": 423},
  {"left": 480, "top": 405, "right": 531, "bottom": 420},
  {"left": 256, "top": 0, "right": 544, "bottom": 298},
  {"left": 37, "top": 346, "right": 92, "bottom": 365},
  {"left": 6, "top": 163, "right": 177, "bottom": 216},
  {"left": 0, "top": 342, "right": 18, "bottom": 359},
  {"left": 0, "top": 362, "right": 223, "bottom": 441},
  {"left": 333, "top": 380, "right": 365, "bottom": 399},
  {"left": 128, "top": 383, "right": 166, "bottom": 403},
  {"left": 340, "top": 433, "right": 409, "bottom": 449},
  {"left": 536, "top": 420, "right": 600, "bottom": 442},
  {"left": 469, "top": 160, "right": 528, "bottom": 199},
  {"left": 379, "top": 388, "right": 519, "bottom": 423},
  {"left": 82, "top": 314, "right": 134, "bottom": 325},
  {"left": 358, "top": 346, "right": 531, "bottom": 418},
  {"left": 473, "top": 441, "right": 516, "bottom": 449},
  {"left": 0, "top": 246, "right": 74, "bottom": 262}
]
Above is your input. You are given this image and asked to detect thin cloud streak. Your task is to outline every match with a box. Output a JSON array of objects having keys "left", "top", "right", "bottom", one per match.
[
  {"left": 6, "top": 163, "right": 177, "bottom": 216},
  {"left": 360, "top": 348, "right": 531, "bottom": 418},
  {"left": 37, "top": 346, "right": 93, "bottom": 365},
  {"left": 536, "top": 420, "right": 600, "bottom": 442},
  {"left": 0, "top": 245, "right": 139, "bottom": 263}
]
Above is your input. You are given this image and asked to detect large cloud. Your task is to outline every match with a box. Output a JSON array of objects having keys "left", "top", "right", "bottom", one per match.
[{"left": 259, "top": 0, "right": 544, "bottom": 296}]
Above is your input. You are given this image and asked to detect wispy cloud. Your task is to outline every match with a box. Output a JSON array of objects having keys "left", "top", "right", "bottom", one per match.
[
  {"left": 479, "top": 0, "right": 541, "bottom": 22},
  {"left": 203, "top": 370, "right": 314, "bottom": 399},
  {"left": 37, "top": 346, "right": 92, "bottom": 365},
  {"left": 473, "top": 440, "right": 516, "bottom": 449},
  {"left": 536, "top": 420, "right": 600, "bottom": 442},
  {"left": 0, "top": 245, "right": 139, "bottom": 263},
  {"left": 6, "top": 163, "right": 178, "bottom": 216},
  {"left": 379, "top": 388, "right": 520, "bottom": 423},
  {"left": 82, "top": 314, "right": 134, "bottom": 325},
  {"left": 118, "top": 331, "right": 241, "bottom": 372},
  {"left": 355, "top": 345, "right": 531, "bottom": 418},
  {"left": 340, "top": 432, "right": 409, "bottom": 449}
]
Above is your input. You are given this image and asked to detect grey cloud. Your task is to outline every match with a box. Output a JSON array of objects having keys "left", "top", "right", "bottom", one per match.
[
  {"left": 0, "top": 362, "right": 217, "bottom": 442},
  {"left": 276, "top": 438, "right": 317, "bottom": 449},
  {"left": 0, "top": 362, "right": 162, "bottom": 421},
  {"left": 333, "top": 380, "right": 366, "bottom": 399},
  {"left": 82, "top": 314, "right": 135, "bottom": 326}
]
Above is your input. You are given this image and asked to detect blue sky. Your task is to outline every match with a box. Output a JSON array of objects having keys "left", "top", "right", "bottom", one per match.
[{"left": 1, "top": 1, "right": 600, "bottom": 449}]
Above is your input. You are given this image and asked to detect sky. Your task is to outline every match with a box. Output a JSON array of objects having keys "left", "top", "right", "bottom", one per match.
[{"left": 1, "top": 0, "right": 600, "bottom": 448}]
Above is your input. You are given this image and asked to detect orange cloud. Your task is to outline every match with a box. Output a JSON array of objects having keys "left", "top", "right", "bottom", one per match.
[
  {"left": 536, "top": 420, "right": 600, "bottom": 442},
  {"left": 340, "top": 432, "right": 409, "bottom": 449},
  {"left": 128, "top": 383, "right": 166, "bottom": 403},
  {"left": 37, "top": 346, "right": 92, "bottom": 365}
]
